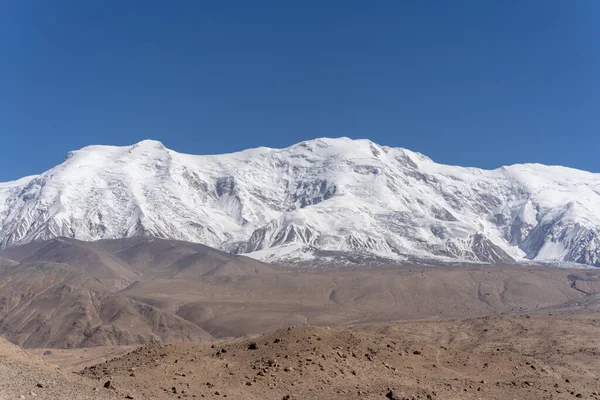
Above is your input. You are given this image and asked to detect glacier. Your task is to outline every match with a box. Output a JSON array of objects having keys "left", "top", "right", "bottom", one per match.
[{"left": 0, "top": 137, "right": 599, "bottom": 267}]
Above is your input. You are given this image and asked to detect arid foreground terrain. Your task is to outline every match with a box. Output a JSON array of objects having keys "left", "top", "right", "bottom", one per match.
[
  {"left": 1, "top": 238, "right": 600, "bottom": 399},
  {"left": 0, "top": 312, "right": 597, "bottom": 400}
]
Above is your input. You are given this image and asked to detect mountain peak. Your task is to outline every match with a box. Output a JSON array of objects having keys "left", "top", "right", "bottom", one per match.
[
  {"left": 130, "top": 139, "right": 166, "bottom": 150},
  {"left": 0, "top": 138, "right": 599, "bottom": 267}
]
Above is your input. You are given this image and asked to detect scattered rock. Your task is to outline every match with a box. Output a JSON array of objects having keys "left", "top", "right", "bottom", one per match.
[
  {"left": 386, "top": 390, "right": 403, "bottom": 400},
  {"left": 248, "top": 342, "right": 258, "bottom": 350}
]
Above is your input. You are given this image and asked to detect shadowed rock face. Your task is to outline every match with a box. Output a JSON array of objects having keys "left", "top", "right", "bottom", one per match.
[
  {"left": 1, "top": 138, "right": 600, "bottom": 266},
  {"left": 469, "top": 234, "right": 515, "bottom": 264}
]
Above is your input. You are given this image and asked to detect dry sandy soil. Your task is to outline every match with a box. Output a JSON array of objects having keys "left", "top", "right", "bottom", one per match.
[
  {"left": 11, "top": 312, "right": 600, "bottom": 400},
  {"left": 0, "top": 336, "right": 121, "bottom": 400}
]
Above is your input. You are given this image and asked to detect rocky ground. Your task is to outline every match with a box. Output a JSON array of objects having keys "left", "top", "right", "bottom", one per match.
[
  {"left": 70, "top": 313, "right": 600, "bottom": 400},
  {"left": 0, "top": 337, "right": 120, "bottom": 400}
]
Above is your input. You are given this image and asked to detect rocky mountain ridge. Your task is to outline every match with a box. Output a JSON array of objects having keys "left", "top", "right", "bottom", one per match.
[{"left": 0, "top": 137, "right": 599, "bottom": 266}]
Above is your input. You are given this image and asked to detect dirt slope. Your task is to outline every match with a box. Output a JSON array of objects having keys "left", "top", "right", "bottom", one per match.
[
  {"left": 0, "top": 237, "right": 274, "bottom": 348},
  {"left": 0, "top": 336, "right": 121, "bottom": 400},
  {"left": 0, "top": 261, "right": 211, "bottom": 348},
  {"left": 77, "top": 313, "right": 600, "bottom": 400},
  {"left": 0, "top": 237, "right": 272, "bottom": 284},
  {"left": 123, "top": 265, "right": 593, "bottom": 337},
  {"left": 87, "top": 237, "right": 273, "bottom": 278},
  {"left": 0, "top": 238, "right": 137, "bottom": 289}
]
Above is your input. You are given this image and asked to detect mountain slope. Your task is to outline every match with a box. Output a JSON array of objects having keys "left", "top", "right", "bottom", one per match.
[
  {"left": 1, "top": 138, "right": 599, "bottom": 266},
  {"left": 0, "top": 237, "right": 274, "bottom": 348},
  {"left": 0, "top": 236, "right": 273, "bottom": 281},
  {"left": 0, "top": 237, "right": 138, "bottom": 289},
  {"left": 0, "top": 260, "right": 212, "bottom": 348},
  {"left": 0, "top": 336, "right": 123, "bottom": 399}
]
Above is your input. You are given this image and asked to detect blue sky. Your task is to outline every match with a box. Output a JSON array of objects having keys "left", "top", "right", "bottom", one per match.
[{"left": 1, "top": 1, "right": 599, "bottom": 181}]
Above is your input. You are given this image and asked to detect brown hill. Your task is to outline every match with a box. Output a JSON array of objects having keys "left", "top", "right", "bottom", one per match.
[
  {"left": 90, "top": 237, "right": 273, "bottom": 278},
  {"left": 0, "top": 260, "right": 211, "bottom": 348},
  {"left": 0, "top": 237, "right": 272, "bottom": 281},
  {"left": 1, "top": 237, "right": 599, "bottom": 351},
  {"left": 0, "top": 238, "right": 138, "bottom": 289},
  {"left": 0, "top": 237, "right": 274, "bottom": 348},
  {"left": 76, "top": 313, "right": 600, "bottom": 400},
  {"left": 123, "top": 265, "right": 592, "bottom": 338}
]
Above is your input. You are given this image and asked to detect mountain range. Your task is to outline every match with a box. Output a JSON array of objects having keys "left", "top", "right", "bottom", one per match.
[
  {"left": 0, "top": 237, "right": 592, "bottom": 348},
  {"left": 0, "top": 137, "right": 599, "bottom": 267}
]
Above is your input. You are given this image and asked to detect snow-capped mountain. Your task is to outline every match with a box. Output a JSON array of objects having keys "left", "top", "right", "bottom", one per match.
[{"left": 1, "top": 138, "right": 599, "bottom": 267}]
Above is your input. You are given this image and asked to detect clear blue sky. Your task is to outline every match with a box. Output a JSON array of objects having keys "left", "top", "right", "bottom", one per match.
[{"left": 1, "top": 1, "right": 599, "bottom": 181}]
